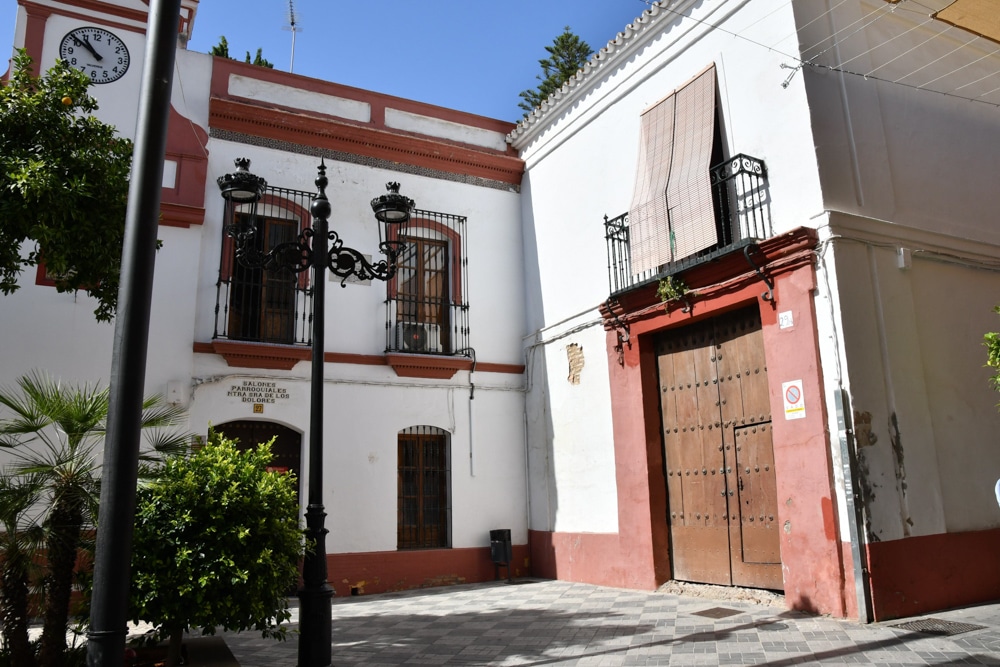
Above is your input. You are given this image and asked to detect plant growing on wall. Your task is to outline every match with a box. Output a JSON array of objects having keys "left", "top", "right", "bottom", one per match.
[
  {"left": 0, "top": 371, "right": 187, "bottom": 667},
  {"left": 129, "top": 429, "right": 303, "bottom": 667},
  {"left": 656, "top": 276, "right": 689, "bottom": 303},
  {"left": 0, "top": 51, "right": 133, "bottom": 322},
  {"left": 985, "top": 306, "right": 1000, "bottom": 395},
  {"left": 210, "top": 36, "right": 274, "bottom": 69}
]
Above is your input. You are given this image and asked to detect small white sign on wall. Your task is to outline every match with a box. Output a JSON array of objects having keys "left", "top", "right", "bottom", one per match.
[
  {"left": 782, "top": 380, "right": 806, "bottom": 420},
  {"left": 779, "top": 310, "right": 794, "bottom": 329}
]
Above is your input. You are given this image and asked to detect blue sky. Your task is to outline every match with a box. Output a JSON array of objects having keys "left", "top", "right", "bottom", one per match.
[{"left": 2, "top": 1, "right": 653, "bottom": 122}]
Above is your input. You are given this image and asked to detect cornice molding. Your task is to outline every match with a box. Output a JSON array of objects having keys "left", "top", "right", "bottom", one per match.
[{"left": 209, "top": 98, "right": 524, "bottom": 188}]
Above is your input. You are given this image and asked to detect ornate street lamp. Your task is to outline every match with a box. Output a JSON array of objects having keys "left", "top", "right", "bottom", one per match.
[{"left": 218, "top": 158, "right": 412, "bottom": 667}]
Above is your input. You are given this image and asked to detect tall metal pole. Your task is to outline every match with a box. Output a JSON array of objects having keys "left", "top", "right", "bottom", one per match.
[
  {"left": 220, "top": 162, "right": 410, "bottom": 666},
  {"left": 298, "top": 168, "right": 334, "bottom": 667},
  {"left": 86, "top": 1, "right": 181, "bottom": 665}
]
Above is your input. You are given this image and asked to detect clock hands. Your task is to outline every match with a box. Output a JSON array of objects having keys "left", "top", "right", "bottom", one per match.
[{"left": 72, "top": 34, "right": 103, "bottom": 62}]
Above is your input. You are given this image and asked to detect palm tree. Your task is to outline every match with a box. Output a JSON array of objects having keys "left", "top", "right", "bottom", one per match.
[
  {"left": 0, "top": 371, "right": 188, "bottom": 667},
  {"left": 0, "top": 474, "right": 44, "bottom": 667}
]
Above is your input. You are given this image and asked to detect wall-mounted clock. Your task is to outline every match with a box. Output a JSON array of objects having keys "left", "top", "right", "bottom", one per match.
[{"left": 59, "top": 26, "right": 130, "bottom": 84}]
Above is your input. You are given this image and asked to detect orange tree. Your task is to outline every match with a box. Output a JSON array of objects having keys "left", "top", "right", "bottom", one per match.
[
  {"left": 0, "top": 50, "right": 132, "bottom": 321},
  {"left": 129, "top": 429, "right": 303, "bottom": 667}
]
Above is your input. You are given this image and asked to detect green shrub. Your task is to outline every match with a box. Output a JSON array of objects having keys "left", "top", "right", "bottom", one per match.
[{"left": 129, "top": 429, "right": 303, "bottom": 666}]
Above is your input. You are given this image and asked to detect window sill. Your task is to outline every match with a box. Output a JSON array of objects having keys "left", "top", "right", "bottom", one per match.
[
  {"left": 385, "top": 353, "right": 472, "bottom": 379},
  {"left": 195, "top": 340, "right": 311, "bottom": 370}
]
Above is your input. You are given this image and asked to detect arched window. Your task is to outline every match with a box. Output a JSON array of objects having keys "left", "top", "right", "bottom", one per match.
[{"left": 397, "top": 426, "right": 451, "bottom": 549}]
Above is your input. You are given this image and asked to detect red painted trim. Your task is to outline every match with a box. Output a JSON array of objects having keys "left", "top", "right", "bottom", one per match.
[
  {"left": 159, "top": 202, "right": 204, "bottom": 227},
  {"left": 586, "top": 228, "right": 855, "bottom": 618},
  {"left": 866, "top": 528, "right": 1000, "bottom": 621},
  {"left": 21, "top": 2, "right": 51, "bottom": 75},
  {"left": 35, "top": 262, "right": 56, "bottom": 287},
  {"left": 386, "top": 353, "right": 472, "bottom": 379},
  {"left": 28, "top": 0, "right": 147, "bottom": 25},
  {"left": 160, "top": 105, "right": 209, "bottom": 221},
  {"left": 326, "top": 544, "right": 530, "bottom": 597},
  {"left": 474, "top": 362, "right": 525, "bottom": 375},
  {"left": 209, "top": 57, "right": 517, "bottom": 144},
  {"left": 23, "top": 1, "right": 147, "bottom": 38},
  {"left": 324, "top": 352, "right": 387, "bottom": 367},
  {"left": 193, "top": 343, "right": 522, "bottom": 375},
  {"left": 208, "top": 97, "right": 524, "bottom": 186},
  {"left": 529, "top": 530, "right": 631, "bottom": 588},
  {"left": 201, "top": 340, "right": 311, "bottom": 370}
]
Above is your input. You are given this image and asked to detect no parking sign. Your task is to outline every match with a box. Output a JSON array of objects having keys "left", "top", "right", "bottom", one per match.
[{"left": 782, "top": 380, "right": 806, "bottom": 420}]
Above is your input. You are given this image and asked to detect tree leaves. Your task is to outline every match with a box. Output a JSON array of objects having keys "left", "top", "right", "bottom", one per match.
[
  {"left": 518, "top": 27, "right": 594, "bottom": 116},
  {"left": 0, "top": 50, "right": 133, "bottom": 321},
  {"left": 129, "top": 429, "right": 303, "bottom": 646}
]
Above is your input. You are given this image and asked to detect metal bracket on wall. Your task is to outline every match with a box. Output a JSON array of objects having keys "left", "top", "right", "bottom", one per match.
[
  {"left": 744, "top": 244, "right": 774, "bottom": 303},
  {"left": 608, "top": 303, "right": 631, "bottom": 366}
]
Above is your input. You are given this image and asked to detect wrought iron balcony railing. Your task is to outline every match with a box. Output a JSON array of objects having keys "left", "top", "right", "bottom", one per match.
[
  {"left": 384, "top": 208, "right": 470, "bottom": 356},
  {"left": 605, "top": 153, "right": 771, "bottom": 296},
  {"left": 214, "top": 184, "right": 316, "bottom": 346}
]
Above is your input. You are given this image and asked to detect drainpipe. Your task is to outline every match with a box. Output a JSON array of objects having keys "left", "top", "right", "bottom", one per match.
[
  {"left": 834, "top": 386, "right": 873, "bottom": 623},
  {"left": 459, "top": 348, "right": 477, "bottom": 476}
]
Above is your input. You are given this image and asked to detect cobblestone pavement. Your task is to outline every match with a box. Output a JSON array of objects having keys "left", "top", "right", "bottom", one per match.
[{"left": 219, "top": 579, "right": 1000, "bottom": 666}]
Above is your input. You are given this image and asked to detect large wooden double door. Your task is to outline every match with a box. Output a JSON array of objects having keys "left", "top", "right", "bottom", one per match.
[{"left": 656, "top": 307, "right": 782, "bottom": 590}]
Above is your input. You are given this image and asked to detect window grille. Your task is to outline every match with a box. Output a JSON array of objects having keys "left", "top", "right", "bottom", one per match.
[
  {"left": 606, "top": 154, "right": 771, "bottom": 296},
  {"left": 214, "top": 185, "right": 315, "bottom": 345},
  {"left": 397, "top": 426, "right": 451, "bottom": 549},
  {"left": 386, "top": 209, "right": 469, "bottom": 356}
]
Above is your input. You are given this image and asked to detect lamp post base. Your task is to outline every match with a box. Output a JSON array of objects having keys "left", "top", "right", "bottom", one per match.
[{"left": 297, "top": 582, "right": 333, "bottom": 667}]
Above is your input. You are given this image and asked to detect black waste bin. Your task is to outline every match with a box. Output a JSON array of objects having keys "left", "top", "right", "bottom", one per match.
[{"left": 489, "top": 529, "right": 513, "bottom": 582}]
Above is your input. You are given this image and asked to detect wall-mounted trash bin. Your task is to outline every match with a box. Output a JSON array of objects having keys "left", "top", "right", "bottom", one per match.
[{"left": 489, "top": 529, "right": 513, "bottom": 582}]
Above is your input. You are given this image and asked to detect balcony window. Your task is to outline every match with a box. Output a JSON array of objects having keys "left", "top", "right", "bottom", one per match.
[
  {"left": 607, "top": 63, "right": 771, "bottom": 296},
  {"left": 214, "top": 186, "right": 314, "bottom": 345},
  {"left": 386, "top": 210, "right": 469, "bottom": 356}
]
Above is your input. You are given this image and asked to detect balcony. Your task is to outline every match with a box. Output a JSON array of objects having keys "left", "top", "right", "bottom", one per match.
[
  {"left": 605, "top": 154, "right": 771, "bottom": 296},
  {"left": 383, "top": 208, "right": 470, "bottom": 358},
  {"left": 213, "top": 184, "right": 316, "bottom": 347}
]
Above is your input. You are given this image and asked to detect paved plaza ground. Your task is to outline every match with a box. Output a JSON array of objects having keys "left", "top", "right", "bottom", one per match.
[{"left": 215, "top": 579, "right": 1000, "bottom": 665}]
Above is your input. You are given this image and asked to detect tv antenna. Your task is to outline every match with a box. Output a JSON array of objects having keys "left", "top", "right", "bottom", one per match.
[{"left": 283, "top": 0, "right": 302, "bottom": 73}]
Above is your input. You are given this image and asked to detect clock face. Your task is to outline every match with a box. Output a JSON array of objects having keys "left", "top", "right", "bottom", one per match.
[{"left": 59, "top": 27, "right": 130, "bottom": 85}]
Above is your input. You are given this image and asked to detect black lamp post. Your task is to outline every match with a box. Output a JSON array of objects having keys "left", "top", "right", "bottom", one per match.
[{"left": 219, "top": 158, "right": 412, "bottom": 667}]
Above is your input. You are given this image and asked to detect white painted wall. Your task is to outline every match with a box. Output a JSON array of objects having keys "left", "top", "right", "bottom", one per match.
[
  {"left": 514, "top": 0, "right": 818, "bottom": 537},
  {"left": 829, "top": 215, "right": 1000, "bottom": 540},
  {"left": 2, "top": 1, "right": 529, "bottom": 558},
  {"left": 792, "top": 1, "right": 1000, "bottom": 538},
  {"left": 516, "top": 0, "right": 1000, "bottom": 550}
]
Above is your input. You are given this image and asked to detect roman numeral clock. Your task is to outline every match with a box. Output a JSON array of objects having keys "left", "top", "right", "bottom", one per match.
[{"left": 59, "top": 26, "right": 130, "bottom": 84}]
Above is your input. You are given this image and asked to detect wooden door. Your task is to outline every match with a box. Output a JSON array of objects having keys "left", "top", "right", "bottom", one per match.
[{"left": 657, "top": 307, "right": 782, "bottom": 590}]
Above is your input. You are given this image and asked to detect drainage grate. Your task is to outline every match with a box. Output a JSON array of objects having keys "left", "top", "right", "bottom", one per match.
[
  {"left": 692, "top": 607, "right": 743, "bottom": 619},
  {"left": 891, "top": 618, "right": 986, "bottom": 636}
]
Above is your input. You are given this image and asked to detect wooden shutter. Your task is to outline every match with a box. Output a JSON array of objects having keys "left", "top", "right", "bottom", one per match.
[{"left": 629, "top": 65, "right": 718, "bottom": 273}]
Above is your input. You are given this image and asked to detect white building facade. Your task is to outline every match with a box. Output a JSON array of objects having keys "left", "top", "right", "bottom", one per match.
[
  {"left": 5, "top": 0, "right": 1000, "bottom": 622},
  {"left": 6, "top": 0, "right": 528, "bottom": 596},
  {"left": 511, "top": 0, "right": 1000, "bottom": 622}
]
